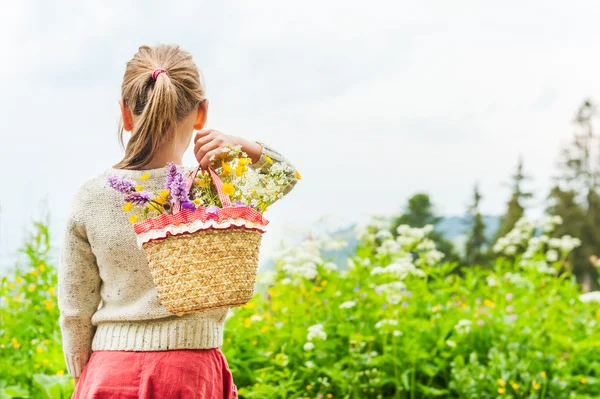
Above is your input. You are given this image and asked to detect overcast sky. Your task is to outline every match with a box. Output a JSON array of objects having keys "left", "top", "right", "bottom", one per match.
[{"left": 2, "top": 1, "right": 600, "bottom": 270}]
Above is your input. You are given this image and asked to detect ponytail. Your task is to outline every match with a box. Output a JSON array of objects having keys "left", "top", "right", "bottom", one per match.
[{"left": 114, "top": 44, "right": 206, "bottom": 170}]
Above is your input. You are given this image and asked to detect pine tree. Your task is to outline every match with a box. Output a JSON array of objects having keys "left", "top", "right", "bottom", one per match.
[
  {"left": 464, "top": 183, "right": 487, "bottom": 265},
  {"left": 495, "top": 157, "right": 533, "bottom": 241},
  {"left": 391, "top": 193, "right": 458, "bottom": 262},
  {"left": 548, "top": 99, "right": 600, "bottom": 290}
]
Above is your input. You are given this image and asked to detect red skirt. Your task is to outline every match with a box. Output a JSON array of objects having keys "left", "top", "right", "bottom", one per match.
[{"left": 72, "top": 348, "right": 238, "bottom": 399}]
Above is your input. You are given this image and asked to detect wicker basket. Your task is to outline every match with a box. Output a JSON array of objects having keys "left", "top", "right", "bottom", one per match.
[{"left": 133, "top": 164, "right": 269, "bottom": 316}]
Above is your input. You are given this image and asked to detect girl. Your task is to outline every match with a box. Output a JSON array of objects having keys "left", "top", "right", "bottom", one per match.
[{"left": 57, "top": 44, "right": 299, "bottom": 398}]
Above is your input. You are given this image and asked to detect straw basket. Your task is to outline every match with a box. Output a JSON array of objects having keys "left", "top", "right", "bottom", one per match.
[{"left": 133, "top": 164, "right": 269, "bottom": 316}]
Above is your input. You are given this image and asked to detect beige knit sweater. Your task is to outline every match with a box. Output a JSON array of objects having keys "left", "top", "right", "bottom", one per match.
[{"left": 57, "top": 142, "right": 298, "bottom": 378}]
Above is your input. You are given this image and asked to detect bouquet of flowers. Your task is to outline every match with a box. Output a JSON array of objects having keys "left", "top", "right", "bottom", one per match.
[
  {"left": 106, "top": 145, "right": 299, "bottom": 316},
  {"left": 108, "top": 145, "right": 298, "bottom": 224}
]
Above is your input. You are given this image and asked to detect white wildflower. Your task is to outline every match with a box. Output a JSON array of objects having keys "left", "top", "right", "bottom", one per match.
[
  {"left": 545, "top": 249, "right": 559, "bottom": 263},
  {"left": 305, "top": 361, "right": 315, "bottom": 368},
  {"left": 339, "top": 301, "right": 357, "bottom": 309},
  {"left": 580, "top": 291, "right": 600, "bottom": 303},
  {"left": 454, "top": 319, "right": 472, "bottom": 335},
  {"left": 446, "top": 340, "right": 457, "bottom": 348},
  {"left": 307, "top": 324, "right": 327, "bottom": 341},
  {"left": 303, "top": 342, "right": 315, "bottom": 351}
]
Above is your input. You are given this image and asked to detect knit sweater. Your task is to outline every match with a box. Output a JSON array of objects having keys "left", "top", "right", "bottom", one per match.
[{"left": 57, "top": 142, "right": 298, "bottom": 378}]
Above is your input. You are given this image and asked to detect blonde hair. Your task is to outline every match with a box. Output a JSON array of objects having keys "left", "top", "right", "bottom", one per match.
[{"left": 113, "top": 44, "right": 207, "bottom": 170}]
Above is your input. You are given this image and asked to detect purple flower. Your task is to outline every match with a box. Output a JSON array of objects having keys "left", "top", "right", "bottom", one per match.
[
  {"left": 505, "top": 293, "right": 513, "bottom": 301},
  {"left": 234, "top": 200, "right": 246, "bottom": 207},
  {"left": 374, "top": 287, "right": 383, "bottom": 295},
  {"left": 107, "top": 175, "right": 136, "bottom": 194},
  {"left": 353, "top": 284, "right": 360, "bottom": 293},
  {"left": 509, "top": 314, "right": 517, "bottom": 321},
  {"left": 206, "top": 206, "right": 220, "bottom": 218},
  {"left": 506, "top": 305, "right": 514, "bottom": 313},
  {"left": 165, "top": 162, "right": 181, "bottom": 190},
  {"left": 124, "top": 191, "right": 153, "bottom": 206},
  {"left": 181, "top": 200, "right": 196, "bottom": 211},
  {"left": 405, "top": 291, "right": 413, "bottom": 298},
  {"left": 169, "top": 172, "right": 189, "bottom": 204},
  {"left": 381, "top": 303, "right": 388, "bottom": 309},
  {"left": 401, "top": 301, "right": 409, "bottom": 307}
]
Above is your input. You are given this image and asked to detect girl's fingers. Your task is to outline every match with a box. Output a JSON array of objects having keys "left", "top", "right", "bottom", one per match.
[
  {"left": 195, "top": 140, "right": 221, "bottom": 164},
  {"left": 200, "top": 148, "right": 223, "bottom": 169},
  {"left": 194, "top": 131, "right": 216, "bottom": 154}
]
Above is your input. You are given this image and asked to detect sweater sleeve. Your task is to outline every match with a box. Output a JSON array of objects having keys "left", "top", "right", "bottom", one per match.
[
  {"left": 57, "top": 191, "right": 102, "bottom": 378},
  {"left": 249, "top": 141, "right": 300, "bottom": 198}
]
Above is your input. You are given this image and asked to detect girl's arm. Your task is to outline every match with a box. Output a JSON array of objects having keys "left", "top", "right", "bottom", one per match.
[
  {"left": 194, "top": 130, "right": 300, "bottom": 198},
  {"left": 57, "top": 190, "right": 102, "bottom": 379},
  {"left": 247, "top": 141, "right": 300, "bottom": 198}
]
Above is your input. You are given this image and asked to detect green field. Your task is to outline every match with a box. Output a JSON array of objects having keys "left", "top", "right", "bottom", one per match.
[{"left": 1, "top": 215, "right": 598, "bottom": 399}]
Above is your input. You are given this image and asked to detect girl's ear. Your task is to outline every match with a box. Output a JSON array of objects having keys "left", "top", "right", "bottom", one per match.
[
  {"left": 119, "top": 98, "right": 134, "bottom": 131},
  {"left": 193, "top": 100, "right": 209, "bottom": 130}
]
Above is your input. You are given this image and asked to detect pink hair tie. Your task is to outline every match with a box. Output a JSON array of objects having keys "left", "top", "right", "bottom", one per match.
[{"left": 151, "top": 68, "right": 168, "bottom": 80}]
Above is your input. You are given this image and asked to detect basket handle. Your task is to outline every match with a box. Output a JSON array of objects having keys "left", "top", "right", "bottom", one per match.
[{"left": 185, "top": 164, "right": 232, "bottom": 207}]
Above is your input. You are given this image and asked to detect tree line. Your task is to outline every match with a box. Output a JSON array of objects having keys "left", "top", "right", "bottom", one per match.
[{"left": 391, "top": 99, "right": 600, "bottom": 291}]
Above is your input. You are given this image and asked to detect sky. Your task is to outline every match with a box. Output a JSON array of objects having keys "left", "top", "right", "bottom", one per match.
[{"left": 2, "top": 0, "right": 600, "bottom": 271}]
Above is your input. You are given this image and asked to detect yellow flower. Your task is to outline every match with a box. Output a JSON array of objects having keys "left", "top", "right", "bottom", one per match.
[
  {"left": 497, "top": 379, "right": 506, "bottom": 387},
  {"left": 56, "top": 370, "right": 64, "bottom": 376},
  {"left": 221, "top": 160, "right": 233, "bottom": 174},
  {"left": 49, "top": 287, "right": 55, "bottom": 296},
  {"left": 511, "top": 383, "right": 519, "bottom": 390},
  {"left": 532, "top": 381, "right": 541, "bottom": 390},
  {"left": 252, "top": 340, "right": 257, "bottom": 345},
  {"left": 313, "top": 286, "right": 322, "bottom": 292},
  {"left": 129, "top": 215, "right": 138, "bottom": 223},
  {"left": 152, "top": 196, "right": 166, "bottom": 205},
  {"left": 222, "top": 182, "right": 234, "bottom": 196},
  {"left": 194, "top": 178, "right": 206, "bottom": 188},
  {"left": 135, "top": 185, "right": 143, "bottom": 191},
  {"left": 29, "top": 269, "right": 38, "bottom": 276},
  {"left": 264, "top": 154, "right": 273, "bottom": 164},
  {"left": 316, "top": 300, "right": 322, "bottom": 306},
  {"left": 244, "top": 318, "right": 252, "bottom": 328},
  {"left": 71, "top": 378, "right": 75, "bottom": 385},
  {"left": 43, "top": 359, "right": 49, "bottom": 365},
  {"left": 238, "top": 157, "right": 252, "bottom": 166},
  {"left": 295, "top": 170, "right": 302, "bottom": 180},
  {"left": 34, "top": 305, "right": 40, "bottom": 310},
  {"left": 260, "top": 325, "right": 269, "bottom": 333},
  {"left": 235, "top": 164, "right": 247, "bottom": 176},
  {"left": 159, "top": 189, "right": 170, "bottom": 199},
  {"left": 28, "top": 284, "right": 36, "bottom": 292},
  {"left": 484, "top": 299, "right": 496, "bottom": 308},
  {"left": 122, "top": 202, "right": 133, "bottom": 212},
  {"left": 581, "top": 378, "right": 587, "bottom": 384},
  {"left": 306, "top": 385, "right": 312, "bottom": 391},
  {"left": 432, "top": 304, "right": 441, "bottom": 312},
  {"left": 39, "top": 263, "right": 46, "bottom": 271},
  {"left": 243, "top": 302, "right": 256, "bottom": 309},
  {"left": 16, "top": 277, "right": 23, "bottom": 284},
  {"left": 34, "top": 364, "right": 40, "bottom": 369},
  {"left": 11, "top": 338, "right": 20, "bottom": 348},
  {"left": 139, "top": 172, "right": 149, "bottom": 181},
  {"left": 193, "top": 199, "right": 202, "bottom": 205},
  {"left": 327, "top": 395, "right": 333, "bottom": 399},
  {"left": 497, "top": 388, "right": 505, "bottom": 394},
  {"left": 540, "top": 371, "right": 547, "bottom": 379},
  {"left": 36, "top": 347, "right": 44, "bottom": 353},
  {"left": 321, "top": 280, "right": 328, "bottom": 286},
  {"left": 43, "top": 339, "right": 49, "bottom": 345},
  {"left": 44, "top": 300, "right": 54, "bottom": 310},
  {"left": 8, "top": 283, "right": 14, "bottom": 289}
]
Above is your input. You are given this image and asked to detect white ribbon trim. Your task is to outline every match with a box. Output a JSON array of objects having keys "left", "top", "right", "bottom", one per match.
[{"left": 136, "top": 218, "right": 267, "bottom": 247}]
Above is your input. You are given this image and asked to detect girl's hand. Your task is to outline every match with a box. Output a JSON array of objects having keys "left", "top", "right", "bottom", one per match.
[{"left": 193, "top": 129, "right": 262, "bottom": 169}]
